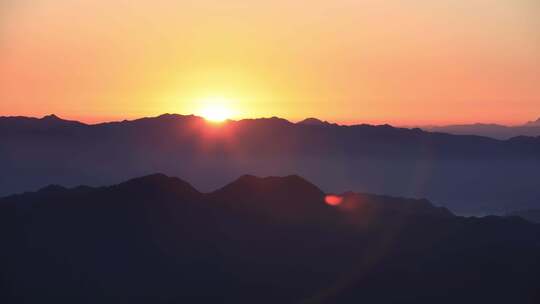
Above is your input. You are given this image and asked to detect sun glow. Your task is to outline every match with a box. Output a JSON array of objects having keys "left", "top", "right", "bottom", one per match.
[{"left": 197, "top": 97, "right": 236, "bottom": 122}]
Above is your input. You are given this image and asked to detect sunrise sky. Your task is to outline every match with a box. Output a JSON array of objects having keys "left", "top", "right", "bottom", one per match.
[{"left": 1, "top": 0, "right": 539, "bottom": 125}]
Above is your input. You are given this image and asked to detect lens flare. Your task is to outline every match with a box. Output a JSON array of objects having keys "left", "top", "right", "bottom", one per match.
[{"left": 325, "top": 194, "right": 343, "bottom": 206}]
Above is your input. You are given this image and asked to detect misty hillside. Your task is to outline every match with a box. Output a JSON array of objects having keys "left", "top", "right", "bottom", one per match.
[
  {"left": 1, "top": 174, "right": 539, "bottom": 304},
  {"left": 1, "top": 114, "right": 540, "bottom": 214}
]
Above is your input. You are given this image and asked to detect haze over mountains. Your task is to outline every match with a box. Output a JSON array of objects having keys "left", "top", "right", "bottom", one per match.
[
  {"left": 422, "top": 117, "right": 540, "bottom": 140},
  {"left": 1, "top": 114, "right": 540, "bottom": 215},
  {"left": 1, "top": 174, "right": 539, "bottom": 303}
]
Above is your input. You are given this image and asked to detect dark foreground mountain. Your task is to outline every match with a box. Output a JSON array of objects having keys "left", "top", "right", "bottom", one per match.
[
  {"left": 2, "top": 114, "right": 540, "bottom": 214},
  {"left": 1, "top": 174, "right": 539, "bottom": 303},
  {"left": 508, "top": 209, "right": 540, "bottom": 223}
]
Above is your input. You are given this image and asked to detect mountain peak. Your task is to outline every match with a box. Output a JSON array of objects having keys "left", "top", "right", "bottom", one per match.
[
  {"left": 36, "top": 114, "right": 86, "bottom": 127},
  {"left": 237, "top": 116, "right": 291, "bottom": 125},
  {"left": 38, "top": 184, "right": 67, "bottom": 194},
  {"left": 209, "top": 174, "right": 328, "bottom": 222},
  {"left": 41, "top": 114, "right": 62, "bottom": 121},
  {"left": 116, "top": 173, "right": 201, "bottom": 198},
  {"left": 298, "top": 117, "right": 327, "bottom": 126},
  {"left": 234, "top": 174, "right": 322, "bottom": 192},
  {"left": 212, "top": 174, "right": 324, "bottom": 202},
  {"left": 156, "top": 113, "right": 200, "bottom": 120}
]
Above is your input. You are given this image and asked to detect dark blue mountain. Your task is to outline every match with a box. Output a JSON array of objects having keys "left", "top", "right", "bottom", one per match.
[
  {"left": 2, "top": 114, "right": 540, "bottom": 214},
  {"left": 0, "top": 174, "right": 538, "bottom": 303},
  {"left": 508, "top": 209, "right": 540, "bottom": 223}
]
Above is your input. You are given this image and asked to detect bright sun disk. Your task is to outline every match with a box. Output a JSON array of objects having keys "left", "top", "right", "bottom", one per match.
[{"left": 197, "top": 97, "right": 235, "bottom": 122}]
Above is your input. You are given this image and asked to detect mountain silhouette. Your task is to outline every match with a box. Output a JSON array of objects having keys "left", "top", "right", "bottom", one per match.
[
  {"left": 208, "top": 174, "right": 332, "bottom": 223},
  {"left": 297, "top": 117, "right": 335, "bottom": 126},
  {"left": 0, "top": 174, "right": 538, "bottom": 303},
  {"left": 525, "top": 117, "right": 540, "bottom": 126},
  {"left": 424, "top": 118, "right": 540, "bottom": 139},
  {"left": 0, "top": 114, "right": 86, "bottom": 130},
  {"left": 508, "top": 209, "right": 540, "bottom": 223},
  {"left": 211, "top": 174, "right": 326, "bottom": 204},
  {"left": 115, "top": 173, "right": 202, "bottom": 199},
  {"left": 2, "top": 114, "right": 540, "bottom": 214}
]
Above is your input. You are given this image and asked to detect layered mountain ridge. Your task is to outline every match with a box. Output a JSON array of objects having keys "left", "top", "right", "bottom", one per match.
[
  {"left": 2, "top": 114, "right": 540, "bottom": 215},
  {"left": 1, "top": 174, "right": 538, "bottom": 304}
]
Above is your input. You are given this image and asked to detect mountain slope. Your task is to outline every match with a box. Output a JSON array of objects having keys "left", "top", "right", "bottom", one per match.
[
  {"left": 1, "top": 174, "right": 539, "bottom": 304},
  {"left": 2, "top": 114, "right": 540, "bottom": 214},
  {"left": 508, "top": 209, "right": 540, "bottom": 223}
]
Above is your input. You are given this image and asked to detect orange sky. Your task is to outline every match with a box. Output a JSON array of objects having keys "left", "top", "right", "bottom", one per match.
[{"left": 1, "top": 0, "right": 539, "bottom": 125}]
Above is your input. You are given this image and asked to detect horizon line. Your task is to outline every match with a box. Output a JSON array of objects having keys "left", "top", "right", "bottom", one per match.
[{"left": 1, "top": 112, "right": 538, "bottom": 128}]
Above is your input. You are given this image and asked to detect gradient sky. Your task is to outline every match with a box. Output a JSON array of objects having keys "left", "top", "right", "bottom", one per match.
[{"left": 1, "top": 0, "right": 539, "bottom": 125}]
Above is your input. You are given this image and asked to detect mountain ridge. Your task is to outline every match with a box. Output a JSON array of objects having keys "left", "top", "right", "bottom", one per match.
[
  {"left": 1, "top": 173, "right": 448, "bottom": 220},
  {"left": 425, "top": 119, "right": 540, "bottom": 140},
  {"left": 1, "top": 172, "right": 538, "bottom": 303},
  {"left": 3, "top": 113, "right": 540, "bottom": 139},
  {"left": 0, "top": 113, "right": 535, "bottom": 140},
  {"left": 2, "top": 113, "right": 540, "bottom": 215}
]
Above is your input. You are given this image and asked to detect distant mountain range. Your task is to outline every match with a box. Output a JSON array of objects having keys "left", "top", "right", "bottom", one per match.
[
  {"left": 1, "top": 114, "right": 540, "bottom": 214},
  {"left": 525, "top": 117, "right": 540, "bottom": 126},
  {"left": 422, "top": 117, "right": 540, "bottom": 140},
  {"left": 1, "top": 174, "right": 538, "bottom": 303}
]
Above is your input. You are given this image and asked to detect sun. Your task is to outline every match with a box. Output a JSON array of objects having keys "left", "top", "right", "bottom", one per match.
[
  {"left": 197, "top": 97, "right": 235, "bottom": 122},
  {"left": 200, "top": 105, "right": 231, "bottom": 122}
]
